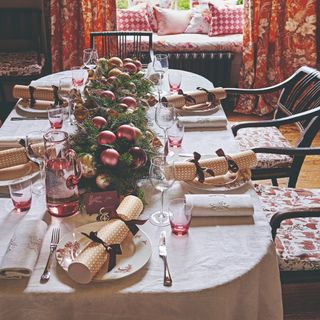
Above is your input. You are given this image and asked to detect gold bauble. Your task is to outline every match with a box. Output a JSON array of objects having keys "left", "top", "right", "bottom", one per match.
[{"left": 79, "top": 154, "right": 97, "bottom": 178}]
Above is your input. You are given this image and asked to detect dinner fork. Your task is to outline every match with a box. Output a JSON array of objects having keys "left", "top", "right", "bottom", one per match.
[{"left": 41, "top": 227, "right": 60, "bottom": 282}]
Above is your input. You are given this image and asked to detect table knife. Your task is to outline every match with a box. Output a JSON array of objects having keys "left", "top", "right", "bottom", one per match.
[
  {"left": 11, "top": 117, "right": 43, "bottom": 121},
  {"left": 159, "top": 231, "right": 172, "bottom": 287}
]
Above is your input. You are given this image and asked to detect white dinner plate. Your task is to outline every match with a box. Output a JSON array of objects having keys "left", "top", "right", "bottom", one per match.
[
  {"left": 56, "top": 222, "right": 152, "bottom": 281},
  {"left": 182, "top": 172, "right": 249, "bottom": 193},
  {"left": 0, "top": 170, "right": 39, "bottom": 187},
  {"left": 15, "top": 102, "right": 48, "bottom": 118}
]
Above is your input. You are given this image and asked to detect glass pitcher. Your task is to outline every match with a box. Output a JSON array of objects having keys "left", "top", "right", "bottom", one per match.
[{"left": 44, "top": 131, "right": 82, "bottom": 217}]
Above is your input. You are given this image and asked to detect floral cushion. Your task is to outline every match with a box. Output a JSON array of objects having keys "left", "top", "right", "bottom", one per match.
[
  {"left": 185, "top": 4, "right": 211, "bottom": 34},
  {"left": 254, "top": 184, "right": 320, "bottom": 272},
  {"left": 235, "top": 126, "right": 293, "bottom": 169},
  {"left": 0, "top": 51, "right": 45, "bottom": 77},
  {"left": 117, "top": 9, "right": 152, "bottom": 31},
  {"left": 208, "top": 3, "right": 244, "bottom": 36}
]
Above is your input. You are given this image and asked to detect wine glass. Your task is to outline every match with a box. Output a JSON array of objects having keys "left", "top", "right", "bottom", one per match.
[
  {"left": 83, "top": 48, "right": 98, "bottom": 70},
  {"left": 59, "top": 77, "right": 75, "bottom": 125},
  {"left": 25, "top": 131, "right": 46, "bottom": 195},
  {"left": 149, "top": 156, "right": 175, "bottom": 226},
  {"left": 153, "top": 54, "right": 169, "bottom": 97},
  {"left": 155, "top": 102, "right": 175, "bottom": 157}
]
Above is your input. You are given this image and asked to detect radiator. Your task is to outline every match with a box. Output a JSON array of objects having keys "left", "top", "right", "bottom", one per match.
[{"left": 156, "top": 51, "right": 234, "bottom": 87}]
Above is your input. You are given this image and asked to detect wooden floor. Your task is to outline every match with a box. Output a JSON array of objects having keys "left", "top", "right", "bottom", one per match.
[{"left": 227, "top": 112, "right": 320, "bottom": 189}]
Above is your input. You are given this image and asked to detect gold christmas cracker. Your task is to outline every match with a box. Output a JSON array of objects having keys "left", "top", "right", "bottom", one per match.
[
  {"left": 163, "top": 87, "right": 227, "bottom": 109},
  {"left": 0, "top": 147, "right": 28, "bottom": 170},
  {"left": 175, "top": 157, "right": 228, "bottom": 181},
  {"left": 174, "top": 150, "right": 257, "bottom": 182},
  {"left": 68, "top": 195, "right": 143, "bottom": 284},
  {"left": 0, "top": 162, "right": 38, "bottom": 181},
  {"left": 13, "top": 85, "right": 56, "bottom": 102}
]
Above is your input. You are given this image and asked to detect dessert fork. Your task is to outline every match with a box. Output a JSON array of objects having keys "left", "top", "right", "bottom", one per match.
[
  {"left": 159, "top": 231, "right": 172, "bottom": 286},
  {"left": 41, "top": 227, "right": 60, "bottom": 282}
]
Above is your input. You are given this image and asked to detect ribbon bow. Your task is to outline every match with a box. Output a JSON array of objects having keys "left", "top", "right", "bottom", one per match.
[
  {"left": 81, "top": 231, "right": 122, "bottom": 272},
  {"left": 178, "top": 89, "right": 196, "bottom": 105},
  {"left": 216, "top": 148, "right": 239, "bottom": 173},
  {"left": 189, "top": 152, "right": 215, "bottom": 183},
  {"left": 97, "top": 208, "right": 147, "bottom": 236},
  {"left": 196, "top": 87, "right": 214, "bottom": 103},
  {"left": 28, "top": 86, "right": 36, "bottom": 108}
]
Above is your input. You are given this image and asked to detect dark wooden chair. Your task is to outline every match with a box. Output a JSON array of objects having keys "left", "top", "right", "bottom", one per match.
[
  {"left": 226, "top": 66, "right": 320, "bottom": 187},
  {"left": 90, "top": 31, "right": 154, "bottom": 64},
  {"left": 253, "top": 147, "right": 320, "bottom": 317},
  {"left": 0, "top": 3, "right": 49, "bottom": 105}
]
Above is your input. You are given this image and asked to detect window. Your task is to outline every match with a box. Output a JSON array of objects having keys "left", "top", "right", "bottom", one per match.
[{"left": 116, "top": 0, "right": 190, "bottom": 10}]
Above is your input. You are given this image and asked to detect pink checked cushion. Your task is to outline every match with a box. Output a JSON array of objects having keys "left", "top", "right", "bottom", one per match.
[
  {"left": 185, "top": 4, "right": 211, "bottom": 34},
  {"left": 117, "top": 9, "right": 152, "bottom": 31},
  {"left": 154, "top": 7, "right": 191, "bottom": 35},
  {"left": 146, "top": 3, "right": 158, "bottom": 32},
  {"left": 0, "top": 51, "right": 45, "bottom": 77},
  {"left": 255, "top": 184, "right": 320, "bottom": 272},
  {"left": 235, "top": 126, "right": 293, "bottom": 169},
  {"left": 208, "top": 3, "right": 243, "bottom": 36}
]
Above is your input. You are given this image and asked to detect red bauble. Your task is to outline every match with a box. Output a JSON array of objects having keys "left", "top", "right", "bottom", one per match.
[
  {"left": 100, "top": 149, "right": 120, "bottom": 167},
  {"left": 101, "top": 90, "right": 116, "bottom": 101},
  {"left": 120, "top": 96, "right": 137, "bottom": 109},
  {"left": 128, "top": 147, "right": 147, "bottom": 169},
  {"left": 118, "top": 103, "right": 129, "bottom": 110},
  {"left": 97, "top": 130, "right": 116, "bottom": 145},
  {"left": 106, "top": 76, "right": 118, "bottom": 86},
  {"left": 92, "top": 116, "right": 107, "bottom": 129},
  {"left": 117, "top": 124, "right": 136, "bottom": 141},
  {"left": 123, "top": 62, "right": 137, "bottom": 74},
  {"left": 133, "top": 60, "right": 142, "bottom": 71}
]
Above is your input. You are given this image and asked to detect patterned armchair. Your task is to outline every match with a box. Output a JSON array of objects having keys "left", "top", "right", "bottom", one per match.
[
  {"left": 0, "top": 3, "right": 49, "bottom": 105},
  {"left": 253, "top": 147, "right": 320, "bottom": 317},
  {"left": 226, "top": 66, "right": 320, "bottom": 187}
]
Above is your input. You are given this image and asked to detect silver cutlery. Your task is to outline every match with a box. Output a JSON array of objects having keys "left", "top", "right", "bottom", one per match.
[
  {"left": 41, "top": 227, "right": 60, "bottom": 282},
  {"left": 11, "top": 117, "right": 45, "bottom": 121},
  {"left": 159, "top": 231, "right": 172, "bottom": 287}
]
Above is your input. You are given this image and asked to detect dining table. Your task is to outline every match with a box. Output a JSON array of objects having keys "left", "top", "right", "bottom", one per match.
[{"left": 0, "top": 70, "right": 283, "bottom": 320}]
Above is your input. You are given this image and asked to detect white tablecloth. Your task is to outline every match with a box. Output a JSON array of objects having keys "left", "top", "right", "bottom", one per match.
[{"left": 0, "top": 71, "right": 283, "bottom": 320}]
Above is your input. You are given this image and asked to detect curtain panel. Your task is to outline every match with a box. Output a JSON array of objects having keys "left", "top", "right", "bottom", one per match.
[
  {"left": 235, "top": 0, "right": 319, "bottom": 115},
  {"left": 50, "top": 0, "right": 117, "bottom": 72}
]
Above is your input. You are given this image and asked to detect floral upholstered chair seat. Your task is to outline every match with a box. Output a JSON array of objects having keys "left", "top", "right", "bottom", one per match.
[
  {"left": 235, "top": 126, "right": 293, "bottom": 169},
  {"left": 0, "top": 51, "right": 45, "bottom": 77},
  {"left": 255, "top": 184, "right": 320, "bottom": 272}
]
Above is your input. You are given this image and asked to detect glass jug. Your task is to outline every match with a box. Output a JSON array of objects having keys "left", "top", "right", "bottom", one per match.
[{"left": 44, "top": 131, "right": 82, "bottom": 217}]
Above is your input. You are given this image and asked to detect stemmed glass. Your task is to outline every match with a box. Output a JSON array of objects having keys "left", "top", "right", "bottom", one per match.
[
  {"left": 25, "top": 131, "right": 46, "bottom": 195},
  {"left": 155, "top": 102, "right": 175, "bottom": 157},
  {"left": 149, "top": 156, "right": 175, "bottom": 226},
  {"left": 153, "top": 54, "right": 169, "bottom": 97},
  {"left": 83, "top": 48, "right": 98, "bottom": 70},
  {"left": 59, "top": 77, "right": 75, "bottom": 125}
]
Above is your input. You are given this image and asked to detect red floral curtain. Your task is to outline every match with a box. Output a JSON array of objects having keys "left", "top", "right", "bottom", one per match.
[
  {"left": 50, "top": 0, "right": 117, "bottom": 72},
  {"left": 235, "top": 0, "right": 318, "bottom": 115}
]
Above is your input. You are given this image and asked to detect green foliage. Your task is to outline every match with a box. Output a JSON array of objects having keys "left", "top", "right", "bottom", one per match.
[
  {"left": 236, "top": 0, "right": 243, "bottom": 4},
  {"left": 70, "top": 58, "right": 157, "bottom": 199}
]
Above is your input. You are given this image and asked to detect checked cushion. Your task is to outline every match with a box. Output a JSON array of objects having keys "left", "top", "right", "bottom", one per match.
[
  {"left": 255, "top": 184, "right": 320, "bottom": 272},
  {"left": 208, "top": 3, "right": 243, "bottom": 36},
  {"left": 235, "top": 126, "right": 293, "bottom": 169},
  {"left": 117, "top": 9, "right": 152, "bottom": 32}
]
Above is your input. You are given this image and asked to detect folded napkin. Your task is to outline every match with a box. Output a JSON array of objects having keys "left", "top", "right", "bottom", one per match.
[
  {"left": 185, "top": 194, "right": 254, "bottom": 217},
  {"left": 177, "top": 115, "right": 227, "bottom": 128},
  {"left": 174, "top": 150, "right": 257, "bottom": 182},
  {"left": 68, "top": 195, "right": 143, "bottom": 284},
  {"left": 0, "top": 220, "right": 47, "bottom": 279}
]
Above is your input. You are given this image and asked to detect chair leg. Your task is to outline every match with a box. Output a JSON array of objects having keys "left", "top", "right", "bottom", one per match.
[
  {"left": 0, "top": 80, "right": 6, "bottom": 103},
  {"left": 271, "top": 178, "right": 278, "bottom": 186}
]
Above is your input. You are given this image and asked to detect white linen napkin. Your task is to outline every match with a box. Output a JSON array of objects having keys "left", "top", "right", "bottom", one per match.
[
  {"left": 185, "top": 194, "right": 254, "bottom": 217},
  {"left": 0, "top": 220, "right": 47, "bottom": 279},
  {"left": 177, "top": 115, "right": 227, "bottom": 128}
]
